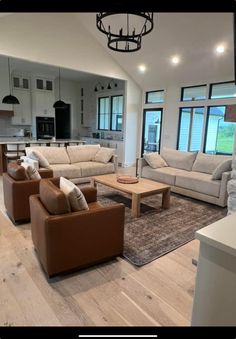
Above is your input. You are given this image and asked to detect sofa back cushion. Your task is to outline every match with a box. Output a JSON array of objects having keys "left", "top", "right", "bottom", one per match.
[
  {"left": 192, "top": 152, "right": 232, "bottom": 174},
  {"left": 67, "top": 145, "right": 100, "bottom": 163},
  {"left": 143, "top": 152, "right": 168, "bottom": 169},
  {"left": 40, "top": 179, "right": 71, "bottom": 214},
  {"left": 60, "top": 177, "right": 89, "bottom": 211},
  {"left": 26, "top": 146, "right": 70, "bottom": 165},
  {"left": 93, "top": 147, "right": 115, "bottom": 163},
  {"left": 7, "top": 162, "right": 28, "bottom": 181},
  {"left": 160, "top": 147, "right": 197, "bottom": 171}
]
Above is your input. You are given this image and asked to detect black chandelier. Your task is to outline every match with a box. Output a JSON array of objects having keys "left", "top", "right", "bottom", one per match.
[{"left": 96, "top": 12, "right": 154, "bottom": 52}]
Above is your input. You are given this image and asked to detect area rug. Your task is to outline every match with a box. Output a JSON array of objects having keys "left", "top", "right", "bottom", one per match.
[{"left": 95, "top": 184, "right": 227, "bottom": 266}]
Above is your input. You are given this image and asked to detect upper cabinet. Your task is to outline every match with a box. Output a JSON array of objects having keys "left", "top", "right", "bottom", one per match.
[{"left": 32, "top": 76, "right": 55, "bottom": 117}]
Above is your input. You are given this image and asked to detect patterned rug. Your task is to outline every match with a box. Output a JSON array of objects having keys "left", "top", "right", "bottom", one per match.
[{"left": 95, "top": 184, "right": 227, "bottom": 266}]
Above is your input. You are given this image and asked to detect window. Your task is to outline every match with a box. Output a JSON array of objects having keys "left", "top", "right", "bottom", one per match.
[
  {"left": 177, "top": 107, "right": 204, "bottom": 151},
  {"left": 145, "top": 90, "right": 164, "bottom": 104},
  {"left": 13, "top": 76, "right": 30, "bottom": 89},
  {"left": 98, "top": 95, "right": 124, "bottom": 131},
  {"left": 210, "top": 82, "right": 236, "bottom": 99},
  {"left": 111, "top": 95, "right": 123, "bottom": 131},
  {"left": 141, "top": 108, "right": 163, "bottom": 154},
  {"left": 204, "top": 106, "right": 236, "bottom": 155},
  {"left": 181, "top": 85, "right": 207, "bottom": 101},
  {"left": 98, "top": 97, "right": 109, "bottom": 130}
]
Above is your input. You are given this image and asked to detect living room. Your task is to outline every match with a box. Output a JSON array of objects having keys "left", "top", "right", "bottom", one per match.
[{"left": 0, "top": 9, "right": 235, "bottom": 332}]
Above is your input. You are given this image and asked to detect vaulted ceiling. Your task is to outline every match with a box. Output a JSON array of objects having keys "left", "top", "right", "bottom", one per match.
[{"left": 77, "top": 12, "right": 234, "bottom": 89}]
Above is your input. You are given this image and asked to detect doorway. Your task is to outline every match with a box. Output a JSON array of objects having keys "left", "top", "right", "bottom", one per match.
[
  {"left": 141, "top": 108, "right": 163, "bottom": 155},
  {"left": 55, "top": 103, "right": 71, "bottom": 139}
]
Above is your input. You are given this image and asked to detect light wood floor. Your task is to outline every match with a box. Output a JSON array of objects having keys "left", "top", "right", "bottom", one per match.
[{"left": 0, "top": 167, "right": 199, "bottom": 326}]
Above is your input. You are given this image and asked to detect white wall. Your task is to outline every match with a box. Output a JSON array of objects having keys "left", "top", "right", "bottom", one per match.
[{"left": 0, "top": 13, "right": 142, "bottom": 166}]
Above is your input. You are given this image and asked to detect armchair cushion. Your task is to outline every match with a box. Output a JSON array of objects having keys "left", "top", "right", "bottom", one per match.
[
  {"left": 40, "top": 179, "right": 71, "bottom": 215},
  {"left": 59, "top": 177, "right": 89, "bottom": 212},
  {"left": 7, "top": 162, "right": 28, "bottom": 181}
]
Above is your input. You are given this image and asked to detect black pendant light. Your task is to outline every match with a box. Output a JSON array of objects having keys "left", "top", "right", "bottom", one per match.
[
  {"left": 53, "top": 67, "right": 66, "bottom": 109},
  {"left": 2, "top": 57, "right": 20, "bottom": 105}
]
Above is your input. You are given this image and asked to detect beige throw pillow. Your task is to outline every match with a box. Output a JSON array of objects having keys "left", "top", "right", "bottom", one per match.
[
  {"left": 212, "top": 159, "right": 232, "bottom": 180},
  {"left": 144, "top": 152, "right": 168, "bottom": 169},
  {"left": 21, "top": 162, "right": 41, "bottom": 180},
  {"left": 60, "top": 177, "right": 89, "bottom": 212},
  {"left": 93, "top": 147, "right": 115, "bottom": 163},
  {"left": 27, "top": 149, "right": 50, "bottom": 168}
]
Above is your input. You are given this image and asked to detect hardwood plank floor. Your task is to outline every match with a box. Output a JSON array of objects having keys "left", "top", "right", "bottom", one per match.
[{"left": 0, "top": 169, "right": 199, "bottom": 326}]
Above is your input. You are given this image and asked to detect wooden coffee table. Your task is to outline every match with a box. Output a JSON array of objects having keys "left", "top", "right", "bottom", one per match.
[{"left": 91, "top": 174, "right": 171, "bottom": 218}]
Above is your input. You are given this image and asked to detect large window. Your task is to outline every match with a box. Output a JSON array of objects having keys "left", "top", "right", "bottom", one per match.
[
  {"left": 177, "top": 107, "right": 204, "bottom": 151},
  {"left": 145, "top": 90, "right": 164, "bottom": 104},
  {"left": 204, "top": 106, "right": 236, "bottom": 155},
  {"left": 141, "top": 108, "right": 163, "bottom": 154},
  {"left": 98, "top": 97, "right": 109, "bottom": 130},
  {"left": 210, "top": 82, "right": 236, "bottom": 99},
  {"left": 181, "top": 85, "right": 207, "bottom": 101},
  {"left": 111, "top": 95, "right": 123, "bottom": 131},
  {"left": 98, "top": 95, "right": 124, "bottom": 131}
]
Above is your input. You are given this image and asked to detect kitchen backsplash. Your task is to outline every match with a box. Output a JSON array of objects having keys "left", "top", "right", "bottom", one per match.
[{"left": 0, "top": 117, "right": 31, "bottom": 136}]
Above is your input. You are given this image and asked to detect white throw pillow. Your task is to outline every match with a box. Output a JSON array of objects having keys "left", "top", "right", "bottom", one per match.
[
  {"left": 211, "top": 159, "right": 232, "bottom": 180},
  {"left": 93, "top": 147, "right": 115, "bottom": 163},
  {"left": 143, "top": 152, "right": 168, "bottom": 169},
  {"left": 60, "top": 177, "right": 89, "bottom": 212},
  {"left": 27, "top": 149, "right": 50, "bottom": 168},
  {"left": 21, "top": 162, "right": 41, "bottom": 180}
]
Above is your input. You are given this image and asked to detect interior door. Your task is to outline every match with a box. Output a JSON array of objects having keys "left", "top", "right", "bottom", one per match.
[
  {"left": 55, "top": 104, "right": 71, "bottom": 139},
  {"left": 141, "top": 108, "right": 163, "bottom": 155}
]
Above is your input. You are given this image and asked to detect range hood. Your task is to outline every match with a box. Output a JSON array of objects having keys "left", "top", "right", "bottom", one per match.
[{"left": 0, "top": 110, "right": 14, "bottom": 117}]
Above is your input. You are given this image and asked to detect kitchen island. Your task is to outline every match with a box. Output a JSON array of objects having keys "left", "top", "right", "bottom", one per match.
[{"left": 0, "top": 139, "right": 86, "bottom": 174}]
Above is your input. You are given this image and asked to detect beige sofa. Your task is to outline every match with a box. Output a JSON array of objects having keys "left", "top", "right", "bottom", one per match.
[
  {"left": 138, "top": 148, "right": 232, "bottom": 207},
  {"left": 22, "top": 145, "right": 117, "bottom": 184}
]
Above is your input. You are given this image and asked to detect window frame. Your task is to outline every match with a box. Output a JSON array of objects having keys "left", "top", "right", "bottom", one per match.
[
  {"left": 180, "top": 84, "right": 207, "bottom": 102},
  {"left": 97, "top": 96, "right": 110, "bottom": 131},
  {"left": 177, "top": 106, "right": 205, "bottom": 151},
  {"left": 145, "top": 90, "right": 165, "bottom": 104},
  {"left": 209, "top": 80, "right": 236, "bottom": 100},
  {"left": 110, "top": 94, "right": 124, "bottom": 131}
]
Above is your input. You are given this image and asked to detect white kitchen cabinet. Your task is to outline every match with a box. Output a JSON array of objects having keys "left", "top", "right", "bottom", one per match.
[
  {"left": 11, "top": 88, "right": 32, "bottom": 125},
  {"left": 32, "top": 76, "right": 55, "bottom": 117}
]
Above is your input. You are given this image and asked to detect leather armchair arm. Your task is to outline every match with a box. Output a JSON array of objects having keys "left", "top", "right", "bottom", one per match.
[{"left": 80, "top": 187, "right": 97, "bottom": 203}]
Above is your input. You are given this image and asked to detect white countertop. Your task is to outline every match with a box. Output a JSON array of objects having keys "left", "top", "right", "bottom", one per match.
[
  {"left": 81, "top": 136, "right": 123, "bottom": 143},
  {"left": 195, "top": 213, "right": 236, "bottom": 257}
]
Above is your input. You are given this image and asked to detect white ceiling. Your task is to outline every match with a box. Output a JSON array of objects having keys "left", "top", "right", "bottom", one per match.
[{"left": 77, "top": 12, "right": 234, "bottom": 89}]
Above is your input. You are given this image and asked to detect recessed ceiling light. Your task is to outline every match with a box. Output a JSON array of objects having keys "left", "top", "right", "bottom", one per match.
[
  {"left": 216, "top": 44, "right": 225, "bottom": 54},
  {"left": 138, "top": 64, "right": 146, "bottom": 73},
  {"left": 171, "top": 56, "right": 180, "bottom": 65}
]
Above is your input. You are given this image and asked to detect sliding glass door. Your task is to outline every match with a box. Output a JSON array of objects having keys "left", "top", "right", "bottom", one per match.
[{"left": 141, "top": 108, "right": 163, "bottom": 155}]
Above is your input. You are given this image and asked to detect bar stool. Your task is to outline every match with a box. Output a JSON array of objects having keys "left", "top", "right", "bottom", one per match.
[{"left": 4, "top": 143, "right": 26, "bottom": 164}]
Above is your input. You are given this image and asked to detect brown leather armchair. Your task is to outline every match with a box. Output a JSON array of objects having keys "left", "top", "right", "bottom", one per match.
[
  {"left": 29, "top": 178, "right": 125, "bottom": 278},
  {"left": 3, "top": 168, "right": 53, "bottom": 224}
]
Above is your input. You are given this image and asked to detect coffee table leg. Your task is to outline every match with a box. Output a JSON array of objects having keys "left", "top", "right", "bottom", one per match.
[
  {"left": 131, "top": 193, "right": 141, "bottom": 217},
  {"left": 91, "top": 179, "right": 97, "bottom": 188},
  {"left": 162, "top": 188, "right": 170, "bottom": 209}
]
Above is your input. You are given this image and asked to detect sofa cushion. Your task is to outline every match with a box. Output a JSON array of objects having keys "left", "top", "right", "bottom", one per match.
[
  {"left": 143, "top": 152, "right": 168, "bottom": 169},
  {"left": 40, "top": 179, "right": 71, "bottom": 215},
  {"left": 67, "top": 145, "right": 100, "bottom": 163},
  {"left": 74, "top": 161, "right": 115, "bottom": 177},
  {"left": 192, "top": 152, "right": 232, "bottom": 174},
  {"left": 26, "top": 149, "right": 50, "bottom": 168},
  {"left": 175, "top": 171, "right": 221, "bottom": 197},
  {"left": 212, "top": 159, "right": 232, "bottom": 180},
  {"left": 49, "top": 164, "right": 82, "bottom": 179},
  {"left": 93, "top": 147, "right": 115, "bottom": 163},
  {"left": 26, "top": 147, "right": 70, "bottom": 165},
  {"left": 160, "top": 147, "right": 197, "bottom": 171},
  {"left": 7, "top": 162, "right": 28, "bottom": 181},
  {"left": 142, "top": 166, "right": 188, "bottom": 186},
  {"left": 60, "top": 177, "right": 89, "bottom": 212},
  {"left": 21, "top": 162, "right": 41, "bottom": 180}
]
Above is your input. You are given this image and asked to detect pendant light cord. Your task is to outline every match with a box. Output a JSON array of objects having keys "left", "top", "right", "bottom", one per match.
[
  {"left": 8, "top": 58, "right": 11, "bottom": 95},
  {"left": 59, "top": 67, "right": 61, "bottom": 100}
]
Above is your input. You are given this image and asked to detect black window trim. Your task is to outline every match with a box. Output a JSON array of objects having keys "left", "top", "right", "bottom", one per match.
[
  {"left": 180, "top": 84, "right": 207, "bottom": 102},
  {"left": 145, "top": 89, "right": 165, "bottom": 104},
  {"left": 110, "top": 94, "right": 123, "bottom": 131},
  {"left": 209, "top": 80, "right": 236, "bottom": 100},
  {"left": 177, "top": 106, "right": 205, "bottom": 151},
  {"left": 98, "top": 96, "right": 110, "bottom": 131},
  {"left": 141, "top": 107, "right": 163, "bottom": 156}
]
